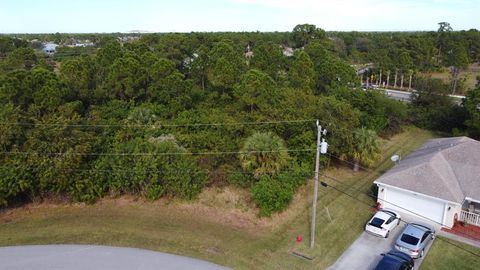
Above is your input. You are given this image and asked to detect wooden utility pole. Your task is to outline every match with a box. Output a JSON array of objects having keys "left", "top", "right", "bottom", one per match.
[{"left": 310, "top": 121, "right": 327, "bottom": 249}]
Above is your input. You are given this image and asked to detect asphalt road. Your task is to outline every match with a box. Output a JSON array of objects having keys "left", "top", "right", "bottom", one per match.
[
  {"left": 384, "top": 89, "right": 412, "bottom": 102},
  {"left": 0, "top": 245, "right": 232, "bottom": 270},
  {"left": 327, "top": 223, "right": 433, "bottom": 270}
]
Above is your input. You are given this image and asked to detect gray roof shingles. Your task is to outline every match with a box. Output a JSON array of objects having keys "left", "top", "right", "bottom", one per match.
[{"left": 374, "top": 137, "right": 480, "bottom": 204}]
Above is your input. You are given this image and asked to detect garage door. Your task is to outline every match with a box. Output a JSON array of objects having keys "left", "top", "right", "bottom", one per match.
[{"left": 384, "top": 188, "right": 445, "bottom": 225}]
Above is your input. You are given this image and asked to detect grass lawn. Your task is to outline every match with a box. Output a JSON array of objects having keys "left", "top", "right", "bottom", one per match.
[
  {"left": 0, "top": 126, "right": 439, "bottom": 269},
  {"left": 420, "top": 237, "right": 480, "bottom": 270}
]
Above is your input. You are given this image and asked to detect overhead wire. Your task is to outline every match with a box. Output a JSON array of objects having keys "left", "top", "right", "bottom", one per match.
[
  {"left": 0, "top": 119, "right": 316, "bottom": 128},
  {"left": 0, "top": 165, "right": 315, "bottom": 176},
  {"left": 0, "top": 148, "right": 315, "bottom": 157}
]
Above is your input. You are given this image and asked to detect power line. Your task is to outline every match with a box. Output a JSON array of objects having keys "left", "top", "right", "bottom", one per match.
[
  {"left": 326, "top": 139, "right": 469, "bottom": 174},
  {"left": 319, "top": 179, "right": 480, "bottom": 259},
  {"left": 326, "top": 152, "right": 375, "bottom": 173},
  {"left": 0, "top": 148, "right": 315, "bottom": 157},
  {"left": 0, "top": 165, "right": 315, "bottom": 176},
  {"left": 0, "top": 119, "right": 315, "bottom": 129}
]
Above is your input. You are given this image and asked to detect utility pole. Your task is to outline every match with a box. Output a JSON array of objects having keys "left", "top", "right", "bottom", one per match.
[{"left": 310, "top": 120, "right": 328, "bottom": 248}]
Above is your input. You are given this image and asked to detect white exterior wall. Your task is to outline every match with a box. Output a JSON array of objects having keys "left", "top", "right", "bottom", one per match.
[
  {"left": 376, "top": 184, "right": 459, "bottom": 229},
  {"left": 445, "top": 204, "right": 462, "bottom": 228}
]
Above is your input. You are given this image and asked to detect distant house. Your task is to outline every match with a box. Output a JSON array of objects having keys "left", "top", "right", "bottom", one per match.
[
  {"left": 74, "top": 41, "right": 95, "bottom": 47},
  {"left": 42, "top": 43, "right": 58, "bottom": 55},
  {"left": 374, "top": 137, "right": 480, "bottom": 229},
  {"left": 282, "top": 46, "right": 294, "bottom": 57}
]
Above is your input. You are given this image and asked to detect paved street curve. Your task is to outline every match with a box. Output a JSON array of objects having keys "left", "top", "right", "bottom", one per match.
[{"left": 0, "top": 245, "right": 232, "bottom": 270}]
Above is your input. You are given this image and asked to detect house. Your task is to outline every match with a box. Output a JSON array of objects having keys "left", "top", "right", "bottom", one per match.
[
  {"left": 282, "top": 46, "right": 294, "bottom": 57},
  {"left": 42, "top": 43, "right": 58, "bottom": 55},
  {"left": 374, "top": 137, "right": 480, "bottom": 229}
]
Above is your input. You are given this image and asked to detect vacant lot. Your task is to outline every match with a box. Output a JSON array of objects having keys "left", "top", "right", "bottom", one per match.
[
  {"left": 3, "top": 127, "right": 470, "bottom": 269},
  {"left": 424, "top": 63, "right": 480, "bottom": 94}
]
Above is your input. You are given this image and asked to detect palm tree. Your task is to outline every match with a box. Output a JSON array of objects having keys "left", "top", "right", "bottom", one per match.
[
  {"left": 351, "top": 128, "right": 381, "bottom": 172},
  {"left": 240, "top": 132, "right": 290, "bottom": 178}
]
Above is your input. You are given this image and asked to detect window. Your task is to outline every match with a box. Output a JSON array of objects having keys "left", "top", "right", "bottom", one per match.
[
  {"left": 421, "top": 231, "right": 431, "bottom": 243},
  {"left": 369, "top": 218, "right": 385, "bottom": 228},
  {"left": 400, "top": 234, "right": 419, "bottom": 245},
  {"left": 386, "top": 216, "right": 396, "bottom": 224}
]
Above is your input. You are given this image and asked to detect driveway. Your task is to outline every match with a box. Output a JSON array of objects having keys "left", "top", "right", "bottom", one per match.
[
  {"left": 0, "top": 245, "right": 232, "bottom": 270},
  {"left": 327, "top": 223, "right": 433, "bottom": 270}
]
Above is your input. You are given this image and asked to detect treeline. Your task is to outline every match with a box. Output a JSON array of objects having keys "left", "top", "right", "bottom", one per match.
[{"left": 0, "top": 24, "right": 479, "bottom": 215}]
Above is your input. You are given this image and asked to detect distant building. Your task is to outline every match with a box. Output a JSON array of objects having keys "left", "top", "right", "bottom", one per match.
[
  {"left": 42, "top": 43, "right": 58, "bottom": 55},
  {"left": 74, "top": 42, "right": 95, "bottom": 47},
  {"left": 282, "top": 46, "right": 294, "bottom": 57}
]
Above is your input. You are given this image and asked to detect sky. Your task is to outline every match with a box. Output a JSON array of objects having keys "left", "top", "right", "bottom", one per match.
[{"left": 0, "top": 0, "right": 479, "bottom": 33}]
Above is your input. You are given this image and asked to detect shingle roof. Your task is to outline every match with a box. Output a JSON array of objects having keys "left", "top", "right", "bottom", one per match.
[{"left": 374, "top": 137, "right": 480, "bottom": 204}]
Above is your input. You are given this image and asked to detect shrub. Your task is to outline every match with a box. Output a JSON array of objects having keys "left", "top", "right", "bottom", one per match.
[{"left": 251, "top": 176, "right": 294, "bottom": 216}]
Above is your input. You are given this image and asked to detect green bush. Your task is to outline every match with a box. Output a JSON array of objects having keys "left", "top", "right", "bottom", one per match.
[
  {"left": 251, "top": 176, "right": 294, "bottom": 216},
  {"left": 0, "top": 158, "right": 32, "bottom": 206},
  {"left": 93, "top": 136, "right": 207, "bottom": 200}
]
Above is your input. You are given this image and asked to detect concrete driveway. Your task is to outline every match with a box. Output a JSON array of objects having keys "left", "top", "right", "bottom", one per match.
[
  {"left": 327, "top": 223, "right": 433, "bottom": 270},
  {"left": 0, "top": 245, "right": 232, "bottom": 270}
]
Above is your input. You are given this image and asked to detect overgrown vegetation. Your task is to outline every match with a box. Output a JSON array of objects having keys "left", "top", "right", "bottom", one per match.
[
  {"left": 0, "top": 127, "right": 447, "bottom": 270},
  {"left": 0, "top": 24, "right": 479, "bottom": 216}
]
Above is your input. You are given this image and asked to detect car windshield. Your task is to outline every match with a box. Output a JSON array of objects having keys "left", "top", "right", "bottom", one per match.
[
  {"left": 401, "top": 234, "right": 419, "bottom": 245},
  {"left": 369, "top": 217, "right": 385, "bottom": 228}
]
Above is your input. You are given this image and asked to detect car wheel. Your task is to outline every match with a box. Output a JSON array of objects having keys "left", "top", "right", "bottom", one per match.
[
  {"left": 397, "top": 218, "right": 401, "bottom": 225},
  {"left": 385, "top": 231, "right": 390, "bottom": 238},
  {"left": 420, "top": 249, "right": 424, "bottom": 258}
]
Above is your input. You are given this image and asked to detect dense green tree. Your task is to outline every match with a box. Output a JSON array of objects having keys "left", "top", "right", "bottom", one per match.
[
  {"left": 207, "top": 40, "right": 246, "bottom": 91},
  {"left": 305, "top": 41, "right": 357, "bottom": 92},
  {"left": 410, "top": 77, "right": 464, "bottom": 132},
  {"left": 60, "top": 56, "right": 98, "bottom": 103},
  {"left": 0, "top": 37, "right": 15, "bottom": 56},
  {"left": 30, "top": 68, "right": 69, "bottom": 111},
  {"left": 234, "top": 69, "right": 277, "bottom": 112},
  {"left": 289, "top": 51, "right": 315, "bottom": 90},
  {"left": 445, "top": 41, "right": 469, "bottom": 94},
  {"left": 436, "top": 22, "right": 453, "bottom": 64},
  {"left": 464, "top": 86, "right": 480, "bottom": 139},
  {"left": 1, "top": 47, "right": 37, "bottom": 71},
  {"left": 292, "top": 24, "right": 326, "bottom": 48},
  {"left": 190, "top": 45, "right": 210, "bottom": 90},
  {"left": 103, "top": 57, "right": 147, "bottom": 101},
  {"left": 0, "top": 70, "right": 33, "bottom": 108},
  {"left": 250, "top": 41, "right": 284, "bottom": 79},
  {"left": 96, "top": 40, "right": 124, "bottom": 68},
  {"left": 0, "top": 103, "right": 23, "bottom": 151},
  {"left": 22, "top": 102, "right": 95, "bottom": 196}
]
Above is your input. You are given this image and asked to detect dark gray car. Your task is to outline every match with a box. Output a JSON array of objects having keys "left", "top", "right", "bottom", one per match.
[{"left": 394, "top": 223, "right": 435, "bottom": 259}]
